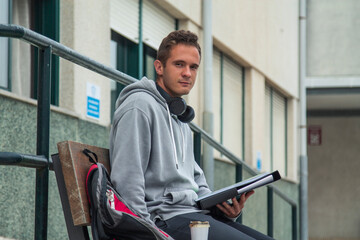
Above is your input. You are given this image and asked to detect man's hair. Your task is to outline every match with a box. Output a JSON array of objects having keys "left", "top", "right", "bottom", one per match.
[{"left": 157, "top": 30, "right": 201, "bottom": 66}]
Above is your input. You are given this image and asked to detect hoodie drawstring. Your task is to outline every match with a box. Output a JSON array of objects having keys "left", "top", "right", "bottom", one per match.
[{"left": 166, "top": 104, "right": 179, "bottom": 169}]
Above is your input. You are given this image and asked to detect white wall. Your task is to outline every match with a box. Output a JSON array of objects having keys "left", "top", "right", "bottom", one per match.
[
  {"left": 211, "top": 0, "right": 299, "bottom": 98},
  {"left": 60, "top": 0, "right": 111, "bottom": 126}
]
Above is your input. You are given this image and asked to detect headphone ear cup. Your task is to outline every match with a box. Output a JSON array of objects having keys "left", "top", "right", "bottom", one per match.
[
  {"left": 177, "top": 106, "right": 195, "bottom": 123},
  {"left": 168, "top": 98, "right": 187, "bottom": 116}
]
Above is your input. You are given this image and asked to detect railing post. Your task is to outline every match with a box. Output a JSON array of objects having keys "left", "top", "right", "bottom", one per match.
[
  {"left": 292, "top": 205, "right": 297, "bottom": 240},
  {"left": 35, "top": 46, "right": 51, "bottom": 240},
  {"left": 267, "top": 187, "right": 274, "bottom": 237},
  {"left": 236, "top": 164, "right": 243, "bottom": 223},
  {"left": 193, "top": 131, "right": 202, "bottom": 167}
]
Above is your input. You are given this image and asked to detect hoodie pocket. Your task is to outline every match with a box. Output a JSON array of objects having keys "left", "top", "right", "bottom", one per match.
[{"left": 163, "top": 188, "right": 198, "bottom": 206}]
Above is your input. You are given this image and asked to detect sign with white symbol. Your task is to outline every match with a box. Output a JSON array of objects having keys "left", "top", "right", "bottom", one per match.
[
  {"left": 86, "top": 82, "right": 100, "bottom": 119},
  {"left": 308, "top": 126, "right": 321, "bottom": 146}
]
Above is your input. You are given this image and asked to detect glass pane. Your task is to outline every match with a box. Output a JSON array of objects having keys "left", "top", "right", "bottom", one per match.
[
  {"left": 0, "top": 0, "right": 9, "bottom": 89},
  {"left": 143, "top": 45, "right": 157, "bottom": 81},
  {"left": 110, "top": 40, "right": 118, "bottom": 120},
  {"left": 110, "top": 32, "right": 139, "bottom": 120},
  {"left": 110, "top": 40, "right": 117, "bottom": 91},
  {"left": 145, "top": 54, "right": 155, "bottom": 80}
]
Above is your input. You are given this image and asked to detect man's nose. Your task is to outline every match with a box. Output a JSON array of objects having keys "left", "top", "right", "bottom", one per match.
[{"left": 182, "top": 66, "right": 191, "bottom": 78}]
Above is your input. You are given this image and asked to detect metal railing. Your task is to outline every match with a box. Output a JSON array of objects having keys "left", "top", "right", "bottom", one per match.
[{"left": 0, "top": 24, "right": 297, "bottom": 240}]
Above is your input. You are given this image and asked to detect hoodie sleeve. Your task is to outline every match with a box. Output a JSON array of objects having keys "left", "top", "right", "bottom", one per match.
[
  {"left": 194, "top": 162, "right": 212, "bottom": 197},
  {"left": 110, "top": 107, "right": 152, "bottom": 221}
]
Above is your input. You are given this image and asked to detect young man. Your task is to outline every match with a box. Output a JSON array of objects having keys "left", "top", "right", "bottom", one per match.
[{"left": 110, "top": 30, "right": 274, "bottom": 240}]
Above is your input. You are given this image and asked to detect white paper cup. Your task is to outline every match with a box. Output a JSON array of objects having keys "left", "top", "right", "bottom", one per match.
[{"left": 189, "top": 221, "right": 210, "bottom": 240}]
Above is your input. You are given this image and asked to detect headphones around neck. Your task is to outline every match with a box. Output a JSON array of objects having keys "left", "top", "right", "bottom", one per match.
[{"left": 156, "top": 83, "right": 195, "bottom": 123}]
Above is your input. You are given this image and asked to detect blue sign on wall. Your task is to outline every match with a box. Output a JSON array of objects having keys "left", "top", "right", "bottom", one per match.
[
  {"left": 86, "top": 82, "right": 101, "bottom": 119},
  {"left": 87, "top": 96, "right": 100, "bottom": 119}
]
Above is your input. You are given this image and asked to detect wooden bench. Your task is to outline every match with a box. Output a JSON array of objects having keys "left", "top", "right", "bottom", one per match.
[{"left": 52, "top": 141, "right": 111, "bottom": 240}]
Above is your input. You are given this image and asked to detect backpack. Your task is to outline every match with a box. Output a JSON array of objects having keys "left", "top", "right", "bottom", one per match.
[{"left": 83, "top": 149, "right": 174, "bottom": 240}]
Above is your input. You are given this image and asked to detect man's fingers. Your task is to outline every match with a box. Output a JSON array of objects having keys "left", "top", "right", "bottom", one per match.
[
  {"left": 216, "top": 192, "right": 255, "bottom": 218},
  {"left": 244, "top": 190, "right": 255, "bottom": 200},
  {"left": 231, "top": 197, "right": 241, "bottom": 212},
  {"left": 222, "top": 201, "right": 235, "bottom": 215},
  {"left": 216, "top": 203, "right": 229, "bottom": 215}
]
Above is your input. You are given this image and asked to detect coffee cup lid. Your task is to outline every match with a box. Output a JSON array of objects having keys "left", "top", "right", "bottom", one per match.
[{"left": 189, "top": 221, "right": 210, "bottom": 228}]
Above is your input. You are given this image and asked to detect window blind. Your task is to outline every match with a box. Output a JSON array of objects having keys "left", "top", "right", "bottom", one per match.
[
  {"left": 110, "top": 0, "right": 139, "bottom": 43},
  {"left": 272, "top": 90, "right": 286, "bottom": 176},
  {"left": 264, "top": 84, "right": 272, "bottom": 171},
  {"left": 223, "top": 56, "right": 243, "bottom": 158},
  {"left": 143, "top": 0, "right": 175, "bottom": 50}
]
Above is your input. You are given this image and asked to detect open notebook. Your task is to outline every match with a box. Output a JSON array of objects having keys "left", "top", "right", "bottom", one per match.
[{"left": 196, "top": 170, "right": 281, "bottom": 210}]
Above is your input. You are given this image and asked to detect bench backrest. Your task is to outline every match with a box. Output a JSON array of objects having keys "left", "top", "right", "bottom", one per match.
[{"left": 56, "top": 141, "right": 111, "bottom": 226}]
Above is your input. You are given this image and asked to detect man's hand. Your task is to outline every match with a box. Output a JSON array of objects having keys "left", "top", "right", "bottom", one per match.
[{"left": 216, "top": 190, "right": 255, "bottom": 218}]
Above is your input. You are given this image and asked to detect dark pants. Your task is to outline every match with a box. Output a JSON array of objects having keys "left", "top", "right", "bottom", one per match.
[{"left": 155, "top": 212, "right": 275, "bottom": 240}]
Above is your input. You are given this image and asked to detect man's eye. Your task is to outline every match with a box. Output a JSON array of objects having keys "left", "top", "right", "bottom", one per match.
[{"left": 175, "top": 63, "right": 183, "bottom": 67}]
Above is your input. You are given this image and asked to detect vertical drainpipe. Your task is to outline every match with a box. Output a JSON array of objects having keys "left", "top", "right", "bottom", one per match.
[
  {"left": 202, "top": 0, "right": 214, "bottom": 189},
  {"left": 299, "top": 0, "right": 308, "bottom": 239}
]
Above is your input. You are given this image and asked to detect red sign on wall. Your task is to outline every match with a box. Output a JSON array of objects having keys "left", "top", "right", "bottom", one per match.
[{"left": 308, "top": 126, "right": 322, "bottom": 146}]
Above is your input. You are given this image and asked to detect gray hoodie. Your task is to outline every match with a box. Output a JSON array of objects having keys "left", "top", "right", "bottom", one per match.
[{"left": 109, "top": 77, "right": 211, "bottom": 222}]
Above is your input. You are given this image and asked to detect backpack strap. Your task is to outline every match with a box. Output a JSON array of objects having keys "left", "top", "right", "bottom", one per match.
[{"left": 83, "top": 148, "right": 98, "bottom": 164}]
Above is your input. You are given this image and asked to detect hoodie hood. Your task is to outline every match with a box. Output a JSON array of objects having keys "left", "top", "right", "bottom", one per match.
[{"left": 115, "top": 77, "right": 166, "bottom": 110}]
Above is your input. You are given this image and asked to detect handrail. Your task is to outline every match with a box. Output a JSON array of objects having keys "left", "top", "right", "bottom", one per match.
[
  {"left": 0, "top": 153, "right": 53, "bottom": 170},
  {"left": 190, "top": 123, "right": 297, "bottom": 206},
  {"left": 190, "top": 123, "right": 257, "bottom": 174},
  {"left": 0, "top": 24, "right": 297, "bottom": 239}
]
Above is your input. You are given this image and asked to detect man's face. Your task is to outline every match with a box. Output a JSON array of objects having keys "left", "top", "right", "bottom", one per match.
[{"left": 154, "top": 44, "right": 200, "bottom": 98}]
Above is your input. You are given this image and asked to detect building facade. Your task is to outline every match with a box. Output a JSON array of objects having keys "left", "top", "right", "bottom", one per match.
[
  {"left": 0, "top": 0, "right": 301, "bottom": 239},
  {"left": 306, "top": 0, "right": 360, "bottom": 239}
]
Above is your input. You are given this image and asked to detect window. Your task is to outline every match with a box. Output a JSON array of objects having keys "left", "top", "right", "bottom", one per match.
[
  {"left": 2, "top": 0, "right": 59, "bottom": 105},
  {"left": 110, "top": 32, "right": 139, "bottom": 119},
  {"left": 143, "top": 45, "right": 157, "bottom": 81},
  {"left": 265, "top": 84, "right": 288, "bottom": 176},
  {"left": 31, "top": 0, "right": 60, "bottom": 105},
  {"left": 10, "top": 0, "right": 31, "bottom": 97},
  {"left": 223, "top": 56, "right": 244, "bottom": 159},
  {"left": 110, "top": 31, "right": 158, "bottom": 119},
  {"left": 110, "top": 0, "right": 176, "bottom": 119},
  {"left": 213, "top": 49, "right": 245, "bottom": 160}
]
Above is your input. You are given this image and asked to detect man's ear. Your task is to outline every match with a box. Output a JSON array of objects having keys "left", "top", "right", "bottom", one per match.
[{"left": 154, "top": 60, "right": 163, "bottom": 76}]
